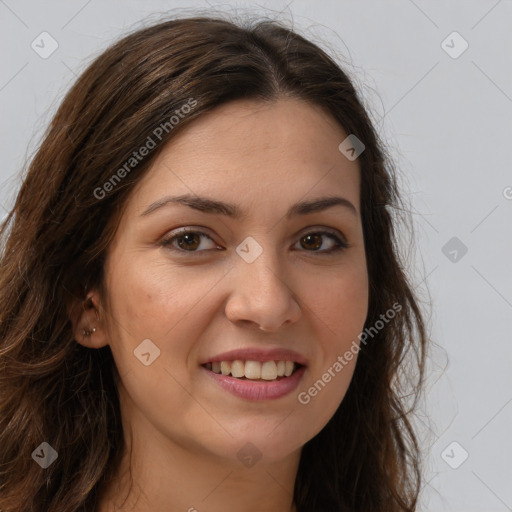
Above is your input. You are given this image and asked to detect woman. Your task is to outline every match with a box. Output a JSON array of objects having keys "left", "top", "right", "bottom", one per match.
[{"left": 0, "top": 14, "right": 428, "bottom": 512}]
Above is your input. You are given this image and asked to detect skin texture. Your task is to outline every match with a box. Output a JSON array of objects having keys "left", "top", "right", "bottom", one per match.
[{"left": 74, "top": 98, "right": 369, "bottom": 512}]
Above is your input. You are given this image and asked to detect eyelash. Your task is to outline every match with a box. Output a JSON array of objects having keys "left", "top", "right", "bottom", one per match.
[{"left": 160, "top": 227, "right": 349, "bottom": 255}]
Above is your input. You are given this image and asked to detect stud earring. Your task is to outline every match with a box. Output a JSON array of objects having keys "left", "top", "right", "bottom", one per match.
[{"left": 82, "top": 327, "right": 96, "bottom": 336}]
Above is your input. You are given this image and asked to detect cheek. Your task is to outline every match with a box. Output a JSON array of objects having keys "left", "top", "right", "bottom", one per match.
[
  {"left": 295, "top": 261, "right": 367, "bottom": 430},
  {"left": 105, "top": 253, "right": 227, "bottom": 380},
  {"left": 104, "top": 258, "right": 212, "bottom": 428},
  {"left": 307, "top": 261, "right": 368, "bottom": 341},
  {"left": 107, "top": 256, "right": 196, "bottom": 338},
  {"left": 103, "top": 254, "right": 185, "bottom": 370},
  {"left": 325, "top": 270, "right": 368, "bottom": 379}
]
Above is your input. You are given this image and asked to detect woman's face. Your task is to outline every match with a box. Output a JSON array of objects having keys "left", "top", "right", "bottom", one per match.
[{"left": 95, "top": 98, "right": 368, "bottom": 465}]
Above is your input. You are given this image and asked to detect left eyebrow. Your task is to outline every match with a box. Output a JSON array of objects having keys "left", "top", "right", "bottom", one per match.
[{"left": 140, "top": 193, "right": 358, "bottom": 219}]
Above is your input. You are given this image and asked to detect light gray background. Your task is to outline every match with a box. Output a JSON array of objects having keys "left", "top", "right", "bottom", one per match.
[{"left": 1, "top": 1, "right": 511, "bottom": 511}]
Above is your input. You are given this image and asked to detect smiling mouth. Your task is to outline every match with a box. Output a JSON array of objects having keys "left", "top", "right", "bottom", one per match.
[{"left": 202, "top": 360, "right": 303, "bottom": 381}]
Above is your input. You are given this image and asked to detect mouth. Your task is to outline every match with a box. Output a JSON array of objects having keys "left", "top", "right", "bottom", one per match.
[
  {"left": 201, "top": 357, "right": 307, "bottom": 401},
  {"left": 202, "top": 360, "right": 304, "bottom": 381}
]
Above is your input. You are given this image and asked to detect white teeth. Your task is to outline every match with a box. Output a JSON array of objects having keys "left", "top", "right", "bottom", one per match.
[
  {"left": 220, "top": 361, "right": 231, "bottom": 376},
  {"left": 244, "top": 360, "right": 261, "bottom": 379},
  {"left": 230, "top": 360, "right": 245, "bottom": 378},
  {"left": 261, "top": 361, "right": 277, "bottom": 380},
  {"left": 208, "top": 360, "right": 298, "bottom": 380}
]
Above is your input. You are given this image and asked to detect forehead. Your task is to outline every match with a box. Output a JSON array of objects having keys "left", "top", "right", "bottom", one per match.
[{"left": 130, "top": 98, "right": 361, "bottom": 217}]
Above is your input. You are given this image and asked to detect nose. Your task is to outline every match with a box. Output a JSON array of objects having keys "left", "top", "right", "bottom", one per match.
[{"left": 224, "top": 248, "right": 302, "bottom": 332}]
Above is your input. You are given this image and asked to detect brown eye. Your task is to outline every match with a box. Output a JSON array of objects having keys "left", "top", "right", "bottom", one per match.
[
  {"left": 161, "top": 229, "right": 219, "bottom": 253},
  {"left": 295, "top": 231, "right": 348, "bottom": 253},
  {"left": 161, "top": 228, "right": 348, "bottom": 255},
  {"left": 300, "top": 233, "right": 323, "bottom": 251},
  {"left": 175, "top": 233, "right": 201, "bottom": 251}
]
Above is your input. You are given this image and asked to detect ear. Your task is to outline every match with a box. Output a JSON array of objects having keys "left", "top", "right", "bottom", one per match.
[{"left": 69, "top": 291, "right": 109, "bottom": 349}]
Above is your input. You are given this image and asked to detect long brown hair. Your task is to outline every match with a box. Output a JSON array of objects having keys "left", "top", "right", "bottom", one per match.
[{"left": 0, "top": 14, "right": 428, "bottom": 512}]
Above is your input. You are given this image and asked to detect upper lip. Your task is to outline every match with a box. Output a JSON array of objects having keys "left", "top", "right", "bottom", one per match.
[{"left": 200, "top": 347, "right": 308, "bottom": 366}]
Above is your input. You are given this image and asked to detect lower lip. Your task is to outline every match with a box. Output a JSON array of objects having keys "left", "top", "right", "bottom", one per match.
[{"left": 202, "top": 365, "right": 306, "bottom": 401}]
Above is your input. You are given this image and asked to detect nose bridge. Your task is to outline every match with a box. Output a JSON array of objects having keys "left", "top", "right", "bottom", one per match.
[
  {"left": 248, "top": 246, "right": 285, "bottom": 291},
  {"left": 226, "top": 235, "right": 301, "bottom": 330},
  {"left": 237, "top": 238, "right": 287, "bottom": 296}
]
